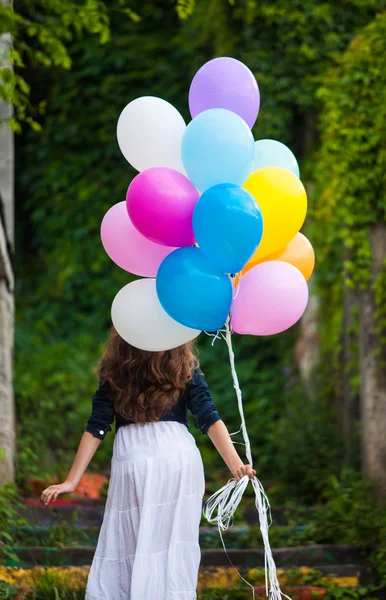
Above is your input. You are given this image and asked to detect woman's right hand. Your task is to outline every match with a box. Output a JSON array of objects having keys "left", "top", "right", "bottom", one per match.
[
  {"left": 40, "top": 480, "right": 76, "bottom": 506},
  {"left": 232, "top": 464, "right": 256, "bottom": 482}
]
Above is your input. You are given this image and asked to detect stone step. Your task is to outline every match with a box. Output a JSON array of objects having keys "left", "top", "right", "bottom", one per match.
[
  {"left": 200, "top": 545, "right": 364, "bottom": 568},
  {"left": 316, "top": 564, "right": 372, "bottom": 585},
  {"left": 5, "top": 544, "right": 365, "bottom": 570},
  {"left": 21, "top": 502, "right": 105, "bottom": 527},
  {"left": 12, "top": 524, "right": 250, "bottom": 549},
  {"left": 20, "top": 501, "right": 306, "bottom": 527}
]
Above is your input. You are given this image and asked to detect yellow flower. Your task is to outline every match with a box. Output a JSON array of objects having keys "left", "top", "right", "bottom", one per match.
[
  {"left": 197, "top": 567, "right": 239, "bottom": 591},
  {"left": 0, "top": 566, "right": 90, "bottom": 590},
  {"left": 331, "top": 576, "right": 359, "bottom": 588}
]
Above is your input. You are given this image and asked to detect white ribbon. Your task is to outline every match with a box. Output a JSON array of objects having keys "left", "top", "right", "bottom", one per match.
[{"left": 203, "top": 318, "right": 290, "bottom": 600}]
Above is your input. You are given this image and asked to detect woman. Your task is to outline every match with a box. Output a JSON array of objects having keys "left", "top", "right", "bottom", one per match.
[{"left": 41, "top": 327, "right": 255, "bottom": 599}]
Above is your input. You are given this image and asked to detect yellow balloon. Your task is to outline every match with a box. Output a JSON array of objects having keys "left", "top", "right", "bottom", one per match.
[{"left": 243, "top": 166, "right": 307, "bottom": 262}]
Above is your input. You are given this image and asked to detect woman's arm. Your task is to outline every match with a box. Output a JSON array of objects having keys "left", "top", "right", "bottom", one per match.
[
  {"left": 42, "top": 372, "right": 115, "bottom": 506},
  {"left": 187, "top": 368, "right": 255, "bottom": 482},
  {"left": 40, "top": 432, "right": 102, "bottom": 506},
  {"left": 208, "top": 420, "right": 256, "bottom": 482}
]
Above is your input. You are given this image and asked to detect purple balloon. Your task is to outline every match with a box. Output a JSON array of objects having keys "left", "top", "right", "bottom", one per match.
[
  {"left": 189, "top": 57, "right": 260, "bottom": 129},
  {"left": 231, "top": 261, "right": 309, "bottom": 336}
]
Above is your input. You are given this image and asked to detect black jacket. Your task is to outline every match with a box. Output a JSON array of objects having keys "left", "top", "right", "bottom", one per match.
[{"left": 84, "top": 367, "right": 221, "bottom": 440}]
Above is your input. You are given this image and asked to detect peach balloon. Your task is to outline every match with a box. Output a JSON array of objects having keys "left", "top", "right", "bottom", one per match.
[{"left": 239, "top": 232, "right": 315, "bottom": 282}]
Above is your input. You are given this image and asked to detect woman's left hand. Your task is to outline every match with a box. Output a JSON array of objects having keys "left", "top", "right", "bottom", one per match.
[{"left": 40, "top": 480, "right": 76, "bottom": 506}]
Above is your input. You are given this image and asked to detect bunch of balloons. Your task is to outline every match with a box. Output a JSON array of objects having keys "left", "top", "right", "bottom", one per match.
[{"left": 101, "top": 57, "right": 314, "bottom": 351}]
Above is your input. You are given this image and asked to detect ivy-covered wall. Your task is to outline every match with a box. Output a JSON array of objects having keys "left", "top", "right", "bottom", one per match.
[{"left": 313, "top": 12, "right": 386, "bottom": 500}]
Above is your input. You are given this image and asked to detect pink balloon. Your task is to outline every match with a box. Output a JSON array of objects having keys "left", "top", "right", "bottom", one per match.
[
  {"left": 231, "top": 261, "right": 309, "bottom": 336},
  {"left": 126, "top": 167, "right": 199, "bottom": 247},
  {"left": 101, "top": 202, "right": 177, "bottom": 277}
]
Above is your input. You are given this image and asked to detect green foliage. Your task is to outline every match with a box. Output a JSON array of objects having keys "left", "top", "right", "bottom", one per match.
[
  {"left": 283, "top": 469, "right": 386, "bottom": 585},
  {"left": 14, "top": 326, "right": 114, "bottom": 482},
  {"left": 14, "top": 1, "right": 385, "bottom": 494},
  {"left": 0, "top": 1, "right": 189, "bottom": 130},
  {"left": 0, "top": 484, "right": 25, "bottom": 564},
  {"left": 274, "top": 383, "right": 344, "bottom": 503},
  {"left": 324, "top": 589, "right": 377, "bottom": 600},
  {"left": 0, "top": 0, "right": 112, "bottom": 130},
  {"left": 312, "top": 12, "right": 386, "bottom": 384},
  {"left": 176, "top": 0, "right": 196, "bottom": 19},
  {"left": 198, "top": 588, "right": 250, "bottom": 600},
  {"left": 0, "top": 581, "right": 19, "bottom": 600},
  {"left": 13, "top": 524, "right": 90, "bottom": 548},
  {"left": 245, "top": 522, "right": 314, "bottom": 550},
  {"left": 314, "top": 11, "right": 386, "bottom": 284},
  {"left": 307, "top": 469, "right": 383, "bottom": 548},
  {"left": 29, "top": 570, "right": 86, "bottom": 599}
]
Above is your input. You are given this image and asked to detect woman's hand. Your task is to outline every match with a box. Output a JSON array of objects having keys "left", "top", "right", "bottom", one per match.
[
  {"left": 207, "top": 421, "right": 257, "bottom": 483},
  {"left": 232, "top": 464, "right": 256, "bottom": 482},
  {"left": 40, "top": 480, "right": 76, "bottom": 506}
]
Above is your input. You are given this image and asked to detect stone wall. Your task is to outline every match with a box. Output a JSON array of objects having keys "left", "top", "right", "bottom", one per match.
[
  {"left": 0, "top": 19, "right": 15, "bottom": 483},
  {"left": 0, "top": 197, "right": 14, "bottom": 483}
]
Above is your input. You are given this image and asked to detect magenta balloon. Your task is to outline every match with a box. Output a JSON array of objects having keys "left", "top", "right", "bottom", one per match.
[
  {"left": 231, "top": 261, "right": 309, "bottom": 336},
  {"left": 127, "top": 167, "right": 199, "bottom": 247},
  {"left": 189, "top": 57, "right": 260, "bottom": 129},
  {"left": 101, "top": 201, "right": 177, "bottom": 277}
]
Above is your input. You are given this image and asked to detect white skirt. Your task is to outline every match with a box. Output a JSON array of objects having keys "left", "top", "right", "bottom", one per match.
[{"left": 85, "top": 421, "right": 206, "bottom": 600}]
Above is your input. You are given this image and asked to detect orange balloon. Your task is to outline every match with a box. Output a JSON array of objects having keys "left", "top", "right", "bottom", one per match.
[{"left": 236, "top": 232, "right": 315, "bottom": 284}]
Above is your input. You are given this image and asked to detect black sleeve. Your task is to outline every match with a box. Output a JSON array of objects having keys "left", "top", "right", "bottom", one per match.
[
  {"left": 187, "top": 367, "right": 222, "bottom": 435},
  {"left": 84, "top": 373, "right": 115, "bottom": 440}
]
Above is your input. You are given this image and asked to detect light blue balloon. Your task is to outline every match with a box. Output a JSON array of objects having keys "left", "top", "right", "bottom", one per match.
[
  {"left": 182, "top": 108, "right": 255, "bottom": 192},
  {"left": 193, "top": 184, "right": 263, "bottom": 274},
  {"left": 156, "top": 247, "right": 232, "bottom": 332},
  {"left": 254, "top": 139, "right": 300, "bottom": 178}
]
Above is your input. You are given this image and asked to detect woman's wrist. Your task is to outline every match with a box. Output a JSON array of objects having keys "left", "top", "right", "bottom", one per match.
[{"left": 65, "top": 478, "right": 77, "bottom": 490}]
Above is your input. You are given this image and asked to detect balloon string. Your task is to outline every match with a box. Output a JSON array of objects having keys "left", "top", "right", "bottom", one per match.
[
  {"left": 203, "top": 476, "right": 257, "bottom": 599},
  {"left": 203, "top": 318, "right": 290, "bottom": 600},
  {"left": 224, "top": 317, "right": 253, "bottom": 466}
]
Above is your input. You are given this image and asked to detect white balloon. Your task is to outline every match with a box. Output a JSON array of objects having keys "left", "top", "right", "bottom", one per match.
[
  {"left": 111, "top": 279, "right": 200, "bottom": 352},
  {"left": 117, "top": 97, "right": 186, "bottom": 173}
]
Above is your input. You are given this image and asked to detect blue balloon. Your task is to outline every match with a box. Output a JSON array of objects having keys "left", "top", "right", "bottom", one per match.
[
  {"left": 193, "top": 184, "right": 263, "bottom": 273},
  {"left": 182, "top": 108, "right": 255, "bottom": 192},
  {"left": 156, "top": 247, "right": 232, "bottom": 331},
  {"left": 254, "top": 139, "right": 300, "bottom": 178}
]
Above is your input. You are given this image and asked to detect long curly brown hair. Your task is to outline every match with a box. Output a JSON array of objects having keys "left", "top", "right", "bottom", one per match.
[{"left": 95, "top": 326, "right": 197, "bottom": 424}]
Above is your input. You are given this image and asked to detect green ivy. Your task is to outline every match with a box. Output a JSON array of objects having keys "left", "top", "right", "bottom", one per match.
[
  {"left": 312, "top": 11, "right": 386, "bottom": 419},
  {"left": 314, "top": 12, "right": 386, "bottom": 284},
  {"left": 0, "top": 1, "right": 192, "bottom": 130}
]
